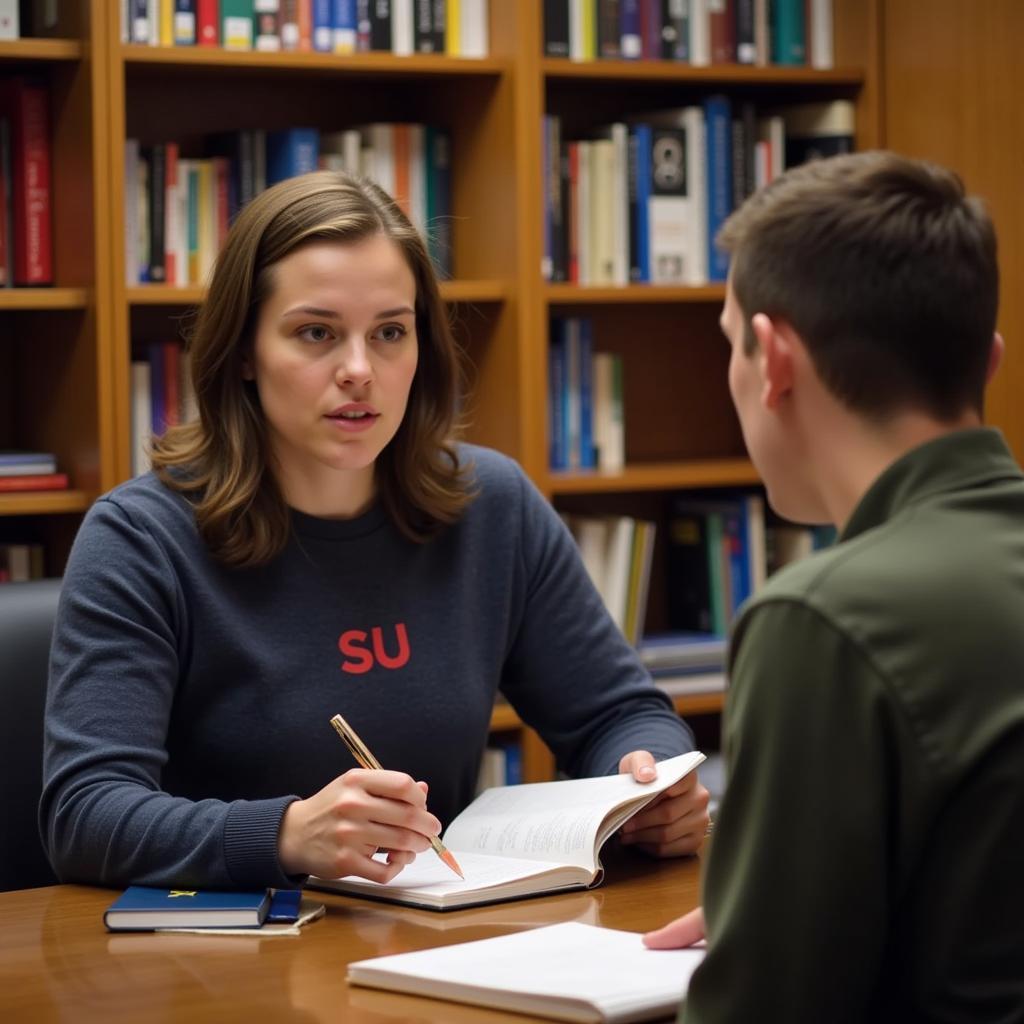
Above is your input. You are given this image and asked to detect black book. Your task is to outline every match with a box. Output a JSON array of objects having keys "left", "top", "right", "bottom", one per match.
[
  {"left": 660, "top": 0, "right": 688, "bottom": 61},
  {"left": 414, "top": 0, "right": 444, "bottom": 52},
  {"left": 147, "top": 142, "right": 166, "bottom": 284},
  {"left": 543, "top": 0, "right": 569, "bottom": 58},
  {"left": 369, "top": 0, "right": 391, "bottom": 50},
  {"left": 597, "top": 0, "right": 621, "bottom": 58}
]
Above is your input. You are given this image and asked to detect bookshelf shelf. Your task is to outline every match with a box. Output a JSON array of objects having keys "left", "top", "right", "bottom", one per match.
[
  {"left": 548, "top": 458, "right": 760, "bottom": 495},
  {"left": 489, "top": 703, "right": 521, "bottom": 732},
  {"left": 546, "top": 284, "right": 726, "bottom": 305},
  {"left": 0, "top": 491, "right": 93, "bottom": 516},
  {"left": 122, "top": 45, "right": 509, "bottom": 78},
  {"left": 672, "top": 691, "right": 725, "bottom": 716},
  {"left": 127, "top": 281, "right": 509, "bottom": 306},
  {"left": 543, "top": 58, "right": 864, "bottom": 87},
  {"left": 0, "top": 39, "right": 83, "bottom": 62},
  {"left": 0, "top": 288, "right": 90, "bottom": 310}
]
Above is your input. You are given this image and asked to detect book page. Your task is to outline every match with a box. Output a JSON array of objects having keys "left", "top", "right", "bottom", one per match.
[
  {"left": 316, "top": 850, "right": 573, "bottom": 900},
  {"left": 349, "top": 921, "right": 705, "bottom": 1021},
  {"left": 444, "top": 751, "right": 705, "bottom": 873}
]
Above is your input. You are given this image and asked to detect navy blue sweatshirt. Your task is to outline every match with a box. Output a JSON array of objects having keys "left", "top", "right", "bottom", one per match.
[{"left": 40, "top": 445, "right": 693, "bottom": 889}]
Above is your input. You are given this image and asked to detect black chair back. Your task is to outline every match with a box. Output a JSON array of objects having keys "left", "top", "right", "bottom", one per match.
[{"left": 0, "top": 579, "right": 61, "bottom": 891}]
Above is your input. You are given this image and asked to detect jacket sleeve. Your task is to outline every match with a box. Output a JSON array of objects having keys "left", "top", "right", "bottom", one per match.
[
  {"left": 498, "top": 468, "right": 694, "bottom": 779},
  {"left": 683, "top": 598, "right": 923, "bottom": 1022},
  {"left": 39, "top": 497, "right": 300, "bottom": 890}
]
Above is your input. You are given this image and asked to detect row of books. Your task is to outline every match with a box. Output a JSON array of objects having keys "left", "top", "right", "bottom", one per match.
[
  {"left": 549, "top": 317, "right": 624, "bottom": 473},
  {"left": 564, "top": 512, "right": 655, "bottom": 647},
  {"left": 0, "top": 2, "right": 59, "bottom": 41},
  {"left": 544, "top": 0, "right": 834, "bottom": 68},
  {"left": 119, "top": 0, "right": 489, "bottom": 58},
  {"left": 131, "top": 342, "right": 198, "bottom": 476},
  {"left": 0, "top": 542, "right": 46, "bottom": 582},
  {"left": 542, "top": 98, "right": 853, "bottom": 285},
  {"left": 0, "top": 451, "right": 68, "bottom": 492},
  {"left": 0, "top": 77, "right": 52, "bottom": 286},
  {"left": 475, "top": 739, "right": 523, "bottom": 793},
  {"left": 126, "top": 122, "right": 452, "bottom": 287}
]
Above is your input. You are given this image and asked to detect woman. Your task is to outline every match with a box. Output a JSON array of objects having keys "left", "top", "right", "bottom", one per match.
[{"left": 41, "top": 171, "right": 708, "bottom": 890}]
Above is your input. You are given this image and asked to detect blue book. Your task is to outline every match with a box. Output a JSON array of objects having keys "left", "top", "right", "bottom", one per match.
[
  {"left": 104, "top": 886, "right": 271, "bottom": 931},
  {"left": 312, "top": 0, "right": 333, "bottom": 51},
  {"left": 703, "top": 94, "right": 733, "bottom": 282},
  {"left": 577, "top": 317, "right": 596, "bottom": 469},
  {"left": 266, "top": 128, "right": 320, "bottom": 186},
  {"left": 628, "top": 123, "right": 651, "bottom": 282},
  {"left": 548, "top": 318, "right": 568, "bottom": 470}
]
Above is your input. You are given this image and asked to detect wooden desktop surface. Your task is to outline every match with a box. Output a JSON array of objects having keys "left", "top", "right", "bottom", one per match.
[{"left": 0, "top": 847, "right": 701, "bottom": 1023}]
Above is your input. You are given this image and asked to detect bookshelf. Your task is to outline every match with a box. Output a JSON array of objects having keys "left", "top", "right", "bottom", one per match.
[
  {"left": 0, "top": 2, "right": 114, "bottom": 589},
  {"left": 7, "top": 0, "right": 897, "bottom": 782}
]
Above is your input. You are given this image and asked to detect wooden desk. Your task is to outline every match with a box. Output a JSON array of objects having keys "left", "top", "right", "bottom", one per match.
[{"left": 0, "top": 848, "right": 700, "bottom": 1022}]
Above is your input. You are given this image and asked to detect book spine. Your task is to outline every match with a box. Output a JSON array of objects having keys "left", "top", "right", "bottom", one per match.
[
  {"left": 174, "top": 0, "right": 197, "bottom": 44},
  {"left": 578, "top": 317, "right": 595, "bottom": 469},
  {"left": 222, "top": 0, "right": 255, "bottom": 49},
  {"left": 368, "top": 0, "right": 391, "bottom": 49},
  {"left": 254, "top": 0, "right": 282, "bottom": 50},
  {"left": 771, "top": 0, "right": 805, "bottom": 65},
  {"left": 647, "top": 126, "right": 687, "bottom": 284},
  {"left": 0, "top": 473, "right": 68, "bottom": 492},
  {"left": 148, "top": 141, "right": 166, "bottom": 283},
  {"left": 312, "top": 0, "right": 333, "bottom": 50},
  {"left": 708, "top": 0, "right": 734, "bottom": 63},
  {"left": 548, "top": 318, "right": 567, "bottom": 470},
  {"left": 640, "top": 0, "right": 661, "bottom": 60},
  {"left": 543, "top": 0, "right": 570, "bottom": 58},
  {"left": 0, "top": 118, "right": 10, "bottom": 286},
  {"left": 392, "top": 0, "right": 413, "bottom": 54},
  {"left": 7, "top": 81, "right": 52, "bottom": 285},
  {"left": 597, "top": 0, "right": 621, "bottom": 59},
  {"left": 196, "top": 0, "right": 219, "bottom": 44},
  {"left": 619, "top": 0, "right": 641, "bottom": 58},
  {"left": 735, "top": 0, "right": 755, "bottom": 63},
  {"left": 660, "top": 0, "right": 688, "bottom": 61},
  {"left": 280, "top": 0, "right": 300, "bottom": 47},
  {"left": 703, "top": 94, "right": 732, "bottom": 282}
]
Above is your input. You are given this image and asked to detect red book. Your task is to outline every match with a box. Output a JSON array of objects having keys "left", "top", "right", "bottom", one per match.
[
  {"left": 197, "top": 0, "right": 220, "bottom": 46},
  {"left": 0, "top": 473, "right": 68, "bottom": 492},
  {"left": 0, "top": 78, "right": 52, "bottom": 285}
]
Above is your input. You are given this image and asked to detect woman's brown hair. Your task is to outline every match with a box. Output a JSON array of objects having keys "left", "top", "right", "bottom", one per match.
[{"left": 151, "top": 170, "right": 472, "bottom": 567}]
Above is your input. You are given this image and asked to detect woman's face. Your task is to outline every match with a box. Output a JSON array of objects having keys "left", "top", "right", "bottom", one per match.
[{"left": 244, "top": 234, "right": 419, "bottom": 517}]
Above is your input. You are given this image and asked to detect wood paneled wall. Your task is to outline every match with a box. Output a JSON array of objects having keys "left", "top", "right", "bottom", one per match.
[{"left": 882, "top": 0, "right": 1024, "bottom": 458}]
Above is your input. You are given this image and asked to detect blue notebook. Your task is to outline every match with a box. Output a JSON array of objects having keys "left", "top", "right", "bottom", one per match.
[{"left": 103, "top": 886, "right": 272, "bottom": 931}]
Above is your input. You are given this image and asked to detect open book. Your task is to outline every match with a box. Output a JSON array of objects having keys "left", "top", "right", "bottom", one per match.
[
  {"left": 348, "top": 920, "right": 705, "bottom": 1023},
  {"left": 309, "top": 750, "right": 704, "bottom": 910}
]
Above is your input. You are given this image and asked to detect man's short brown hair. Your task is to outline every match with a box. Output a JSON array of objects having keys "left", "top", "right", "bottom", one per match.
[{"left": 717, "top": 150, "right": 999, "bottom": 421}]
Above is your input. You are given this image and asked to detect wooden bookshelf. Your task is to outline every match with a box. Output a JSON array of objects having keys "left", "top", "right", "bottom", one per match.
[
  {"left": 547, "top": 284, "right": 726, "bottom": 305},
  {"left": 548, "top": 458, "right": 761, "bottom": 496},
  {"left": 0, "top": 288, "right": 90, "bottom": 309},
  {"left": 0, "top": 491, "right": 93, "bottom": 516},
  {"left": 127, "top": 280, "right": 510, "bottom": 305},
  {"left": 3, "top": 0, "right": 907, "bottom": 782}
]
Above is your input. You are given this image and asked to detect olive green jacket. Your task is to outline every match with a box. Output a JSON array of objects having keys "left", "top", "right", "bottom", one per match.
[{"left": 685, "top": 428, "right": 1024, "bottom": 1023}]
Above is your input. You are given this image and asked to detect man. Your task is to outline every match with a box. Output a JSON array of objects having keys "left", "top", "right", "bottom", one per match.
[{"left": 645, "top": 151, "right": 1024, "bottom": 1022}]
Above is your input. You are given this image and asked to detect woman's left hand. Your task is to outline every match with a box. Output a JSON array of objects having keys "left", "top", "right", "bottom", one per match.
[{"left": 617, "top": 750, "right": 710, "bottom": 857}]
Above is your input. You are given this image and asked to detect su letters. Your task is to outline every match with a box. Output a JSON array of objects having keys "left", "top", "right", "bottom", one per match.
[{"left": 338, "top": 623, "right": 411, "bottom": 674}]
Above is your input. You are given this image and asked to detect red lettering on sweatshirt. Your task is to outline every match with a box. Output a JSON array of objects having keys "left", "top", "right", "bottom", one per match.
[{"left": 339, "top": 623, "right": 410, "bottom": 674}]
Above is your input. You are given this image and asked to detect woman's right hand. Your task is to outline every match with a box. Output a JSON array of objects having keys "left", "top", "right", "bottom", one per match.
[{"left": 277, "top": 769, "right": 441, "bottom": 882}]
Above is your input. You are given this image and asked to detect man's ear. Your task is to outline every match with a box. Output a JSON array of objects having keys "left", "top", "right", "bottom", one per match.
[
  {"left": 987, "top": 332, "right": 1005, "bottom": 384},
  {"left": 751, "top": 313, "right": 794, "bottom": 411}
]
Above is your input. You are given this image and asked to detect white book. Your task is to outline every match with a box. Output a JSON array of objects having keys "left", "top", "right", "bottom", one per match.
[
  {"left": 124, "top": 139, "right": 140, "bottom": 284},
  {"left": 0, "top": 1, "right": 18, "bottom": 40},
  {"left": 810, "top": 0, "right": 834, "bottom": 69},
  {"left": 689, "top": 0, "right": 710, "bottom": 66},
  {"left": 364, "top": 124, "right": 396, "bottom": 197},
  {"left": 569, "top": 0, "right": 585, "bottom": 61},
  {"left": 131, "top": 361, "right": 153, "bottom": 477},
  {"left": 568, "top": 514, "right": 610, "bottom": 601},
  {"left": 310, "top": 751, "right": 705, "bottom": 910},
  {"left": 592, "top": 351, "right": 624, "bottom": 473},
  {"left": 392, "top": 0, "right": 414, "bottom": 55},
  {"left": 459, "top": 0, "right": 488, "bottom": 57},
  {"left": 683, "top": 106, "right": 708, "bottom": 285},
  {"left": 407, "top": 124, "right": 426, "bottom": 234},
  {"left": 589, "top": 139, "right": 616, "bottom": 285},
  {"left": 576, "top": 140, "right": 591, "bottom": 284},
  {"left": 348, "top": 921, "right": 706, "bottom": 1023},
  {"left": 603, "top": 514, "right": 635, "bottom": 633}
]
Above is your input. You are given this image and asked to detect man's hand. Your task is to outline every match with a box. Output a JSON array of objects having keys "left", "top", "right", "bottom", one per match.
[
  {"left": 618, "top": 750, "right": 710, "bottom": 857},
  {"left": 643, "top": 906, "right": 706, "bottom": 948}
]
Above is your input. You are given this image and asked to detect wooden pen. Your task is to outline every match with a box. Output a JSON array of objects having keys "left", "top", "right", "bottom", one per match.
[{"left": 329, "top": 713, "right": 465, "bottom": 880}]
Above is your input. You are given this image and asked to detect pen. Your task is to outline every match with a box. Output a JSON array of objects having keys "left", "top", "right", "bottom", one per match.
[{"left": 329, "top": 713, "right": 465, "bottom": 880}]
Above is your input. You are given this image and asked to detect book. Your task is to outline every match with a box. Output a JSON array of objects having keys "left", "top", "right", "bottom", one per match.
[
  {"left": 309, "top": 750, "right": 705, "bottom": 910},
  {"left": 0, "top": 472, "right": 68, "bottom": 492},
  {"left": 348, "top": 920, "right": 705, "bottom": 1023},
  {"left": 103, "top": 886, "right": 272, "bottom": 931},
  {"left": 0, "top": 451, "right": 57, "bottom": 475}
]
